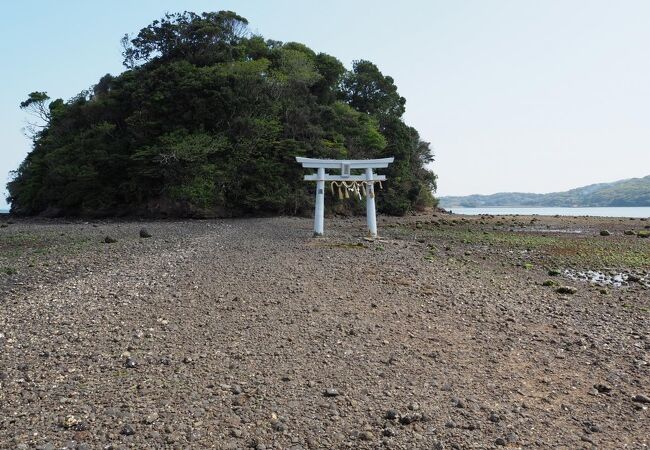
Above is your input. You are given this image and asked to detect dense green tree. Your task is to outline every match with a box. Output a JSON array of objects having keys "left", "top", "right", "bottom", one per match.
[
  {"left": 340, "top": 60, "right": 406, "bottom": 118},
  {"left": 7, "top": 11, "right": 437, "bottom": 217}
]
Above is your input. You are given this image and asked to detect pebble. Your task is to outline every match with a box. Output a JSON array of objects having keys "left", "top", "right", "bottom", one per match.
[
  {"left": 556, "top": 286, "right": 577, "bottom": 295},
  {"left": 121, "top": 424, "right": 136, "bottom": 435},
  {"left": 36, "top": 444, "right": 55, "bottom": 450},
  {"left": 399, "top": 413, "right": 421, "bottom": 425},
  {"left": 124, "top": 357, "right": 137, "bottom": 368},
  {"left": 271, "top": 420, "right": 286, "bottom": 432},
  {"left": 139, "top": 228, "right": 152, "bottom": 238},
  {"left": 324, "top": 388, "right": 339, "bottom": 397},
  {"left": 633, "top": 394, "right": 650, "bottom": 403},
  {"left": 594, "top": 383, "right": 612, "bottom": 393},
  {"left": 385, "top": 409, "right": 399, "bottom": 420},
  {"left": 359, "top": 430, "right": 373, "bottom": 441}
]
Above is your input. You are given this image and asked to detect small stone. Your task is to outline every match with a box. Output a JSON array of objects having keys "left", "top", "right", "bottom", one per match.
[
  {"left": 399, "top": 413, "right": 421, "bottom": 425},
  {"left": 548, "top": 269, "right": 561, "bottom": 276},
  {"left": 599, "top": 230, "right": 611, "bottom": 236},
  {"left": 125, "top": 357, "right": 137, "bottom": 368},
  {"left": 271, "top": 420, "right": 286, "bottom": 432},
  {"left": 324, "top": 388, "right": 339, "bottom": 397},
  {"left": 633, "top": 394, "right": 650, "bottom": 403},
  {"left": 627, "top": 274, "right": 641, "bottom": 283},
  {"left": 139, "top": 228, "right": 152, "bottom": 238},
  {"left": 121, "top": 424, "right": 136, "bottom": 436},
  {"left": 231, "top": 385, "right": 243, "bottom": 395},
  {"left": 452, "top": 397, "right": 465, "bottom": 408},
  {"left": 594, "top": 383, "right": 612, "bottom": 393},
  {"left": 556, "top": 286, "right": 577, "bottom": 295},
  {"left": 104, "top": 236, "right": 117, "bottom": 244},
  {"left": 407, "top": 402, "right": 420, "bottom": 411},
  {"left": 36, "top": 444, "right": 55, "bottom": 450},
  {"left": 588, "top": 424, "right": 601, "bottom": 433},
  {"left": 383, "top": 427, "right": 397, "bottom": 437},
  {"left": 385, "top": 409, "right": 399, "bottom": 420},
  {"left": 488, "top": 412, "right": 500, "bottom": 423},
  {"left": 359, "top": 430, "right": 373, "bottom": 441},
  {"left": 60, "top": 415, "right": 80, "bottom": 429},
  {"left": 144, "top": 412, "right": 159, "bottom": 424},
  {"left": 495, "top": 437, "right": 506, "bottom": 446}
]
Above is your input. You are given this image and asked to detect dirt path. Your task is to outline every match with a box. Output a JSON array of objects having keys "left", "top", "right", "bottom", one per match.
[{"left": 1, "top": 216, "right": 648, "bottom": 449}]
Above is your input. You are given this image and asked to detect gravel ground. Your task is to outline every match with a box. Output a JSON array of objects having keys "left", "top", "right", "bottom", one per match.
[{"left": 1, "top": 214, "right": 648, "bottom": 449}]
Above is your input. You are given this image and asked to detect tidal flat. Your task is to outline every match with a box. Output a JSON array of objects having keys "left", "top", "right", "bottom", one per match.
[{"left": 1, "top": 213, "right": 648, "bottom": 449}]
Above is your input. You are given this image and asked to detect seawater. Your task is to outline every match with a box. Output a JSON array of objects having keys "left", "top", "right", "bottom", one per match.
[{"left": 448, "top": 207, "right": 650, "bottom": 218}]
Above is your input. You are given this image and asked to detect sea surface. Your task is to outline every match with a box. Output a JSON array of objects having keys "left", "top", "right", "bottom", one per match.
[{"left": 448, "top": 206, "right": 650, "bottom": 218}]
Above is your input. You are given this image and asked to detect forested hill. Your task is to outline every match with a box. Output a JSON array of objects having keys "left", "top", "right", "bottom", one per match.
[
  {"left": 7, "top": 11, "right": 437, "bottom": 217},
  {"left": 440, "top": 175, "right": 650, "bottom": 208}
]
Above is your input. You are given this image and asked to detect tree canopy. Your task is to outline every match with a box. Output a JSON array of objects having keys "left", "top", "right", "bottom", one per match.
[{"left": 8, "top": 11, "right": 437, "bottom": 217}]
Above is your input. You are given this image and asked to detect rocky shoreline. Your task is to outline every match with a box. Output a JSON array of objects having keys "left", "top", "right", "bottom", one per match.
[{"left": 1, "top": 213, "right": 648, "bottom": 449}]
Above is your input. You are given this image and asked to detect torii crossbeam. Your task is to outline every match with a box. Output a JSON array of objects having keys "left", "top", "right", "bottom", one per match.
[{"left": 296, "top": 157, "right": 394, "bottom": 237}]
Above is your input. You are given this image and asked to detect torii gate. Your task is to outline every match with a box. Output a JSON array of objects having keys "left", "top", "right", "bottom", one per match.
[{"left": 295, "top": 157, "right": 394, "bottom": 237}]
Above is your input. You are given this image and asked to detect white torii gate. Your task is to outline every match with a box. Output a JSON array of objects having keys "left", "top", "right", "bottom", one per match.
[{"left": 296, "top": 157, "right": 394, "bottom": 237}]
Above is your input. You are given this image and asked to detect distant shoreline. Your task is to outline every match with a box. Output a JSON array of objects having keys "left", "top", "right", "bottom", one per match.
[
  {"left": 439, "top": 175, "right": 650, "bottom": 209},
  {"left": 447, "top": 206, "right": 650, "bottom": 219},
  {"left": 442, "top": 205, "right": 650, "bottom": 208}
]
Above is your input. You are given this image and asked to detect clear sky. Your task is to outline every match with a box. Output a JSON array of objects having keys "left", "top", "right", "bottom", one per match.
[{"left": 1, "top": 0, "right": 649, "bottom": 209}]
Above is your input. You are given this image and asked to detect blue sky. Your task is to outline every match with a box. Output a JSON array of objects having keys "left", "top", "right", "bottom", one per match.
[{"left": 2, "top": 0, "right": 649, "bottom": 209}]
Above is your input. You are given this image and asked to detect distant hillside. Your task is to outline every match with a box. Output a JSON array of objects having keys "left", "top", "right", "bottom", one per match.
[{"left": 440, "top": 175, "right": 650, "bottom": 208}]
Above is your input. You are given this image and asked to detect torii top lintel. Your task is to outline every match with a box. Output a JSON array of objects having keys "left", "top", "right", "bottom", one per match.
[{"left": 295, "top": 157, "right": 394, "bottom": 169}]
